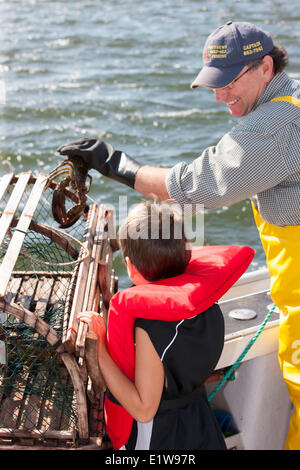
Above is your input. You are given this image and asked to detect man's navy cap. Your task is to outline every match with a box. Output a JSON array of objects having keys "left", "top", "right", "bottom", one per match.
[{"left": 191, "top": 21, "right": 274, "bottom": 89}]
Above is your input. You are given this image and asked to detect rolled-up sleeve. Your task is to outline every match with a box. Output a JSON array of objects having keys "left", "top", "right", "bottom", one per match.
[{"left": 166, "top": 129, "right": 289, "bottom": 210}]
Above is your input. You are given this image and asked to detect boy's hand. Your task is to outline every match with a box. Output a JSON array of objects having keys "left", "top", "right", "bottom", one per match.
[{"left": 78, "top": 311, "right": 106, "bottom": 343}]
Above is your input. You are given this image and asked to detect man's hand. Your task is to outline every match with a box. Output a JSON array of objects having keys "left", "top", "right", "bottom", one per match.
[{"left": 57, "top": 138, "right": 141, "bottom": 188}]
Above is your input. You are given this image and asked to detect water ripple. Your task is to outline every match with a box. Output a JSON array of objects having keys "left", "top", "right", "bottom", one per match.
[{"left": 0, "top": 0, "right": 299, "bottom": 287}]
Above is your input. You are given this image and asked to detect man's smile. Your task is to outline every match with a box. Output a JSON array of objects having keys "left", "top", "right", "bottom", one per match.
[{"left": 227, "top": 99, "right": 240, "bottom": 106}]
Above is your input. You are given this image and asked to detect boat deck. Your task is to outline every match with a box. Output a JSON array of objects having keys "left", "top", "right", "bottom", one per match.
[
  {"left": 221, "top": 289, "right": 279, "bottom": 337},
  {"left": 217, "top": 269, "right": 280, "bottom": 370}
]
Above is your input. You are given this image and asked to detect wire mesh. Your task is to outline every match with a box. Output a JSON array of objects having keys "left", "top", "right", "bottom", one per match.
[
  {"left": 0, "top": 318, "right": 77, "bottom": 435},
  {"left": 0, "top": 176, "right": 88, "bottom": 443}
]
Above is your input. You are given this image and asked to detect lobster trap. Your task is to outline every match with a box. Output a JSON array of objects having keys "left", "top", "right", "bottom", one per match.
[{"left": 0, "top": 172, "right": 119, "bottom": 448}]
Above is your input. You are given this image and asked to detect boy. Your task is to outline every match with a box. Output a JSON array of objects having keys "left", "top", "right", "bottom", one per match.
[{"left": 79, "top": 201, "right": 253, "bottom": 450}]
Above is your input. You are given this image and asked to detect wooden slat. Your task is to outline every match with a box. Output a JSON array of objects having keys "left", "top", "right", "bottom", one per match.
[
  {"left": 99, "top": 258, "right": 112, "bottom": 312},
  {"left": 0, "top": 340, "right": 5, "bottom": 366},
  {"left": 50, "top": 276, "right": 70, "bottom": 313},
  {"left": 52, "top": 369, "right": 74, "bottom": 431},
  {"left": 14, "top": 372, "right": 36, "bottom": 431},
  {"left": 0, "top": 368, "right": 7, "bottom": 408},
  {"left": 0, "top": 365, "right": 29, "bottom": 429},
  {"left": 19, "top": 371, "right": 49, "bottom": 431},
  {"left": 0, "top": 173, "right": 47, "bottom": 298},
  {"left": 0, "top": 272, "right": 46, "bottom": 431},
  {"left": 77, "top": 207, "right": 119, "bottom": 395},
  {"left": 84, "top": 210, "right": 105, "bottom": 311},
  {"left": 84, "top": 334, "right": 106, "bottom": 394},
  {"left": 0, "top": 172, "right": 32, "bottom": 249},
  {"left": 17, "top": 276, "right": 39, "bottom": 311},
  {"left": 35, "top": 372, "right": 55, "bottom": 433},
  {"left": 39, "top": 367, "right": 72, "bottom": 433},
  {"left": 89, "top": 391, "right": 105, "bottom": 438},
  {"left": 0, "top": 392, "right": 22, "bottom": 429},
  {"left": 12, "top": 271, "right": 72, "bottom": 278},
  {"left": 0, "top": 300, "right": 63, "bottom": 350},
  {"left": 61, "top": 352, "right": 88, "bottom": 439},
  {"left": 0, "top": 276, "right": 23, "bottom": 360},
  {"left": 63, "top": 205, "right": 97, "bottom": 352},
  {"left": 62, "top": 268, "right": 78, "bottom": 345},
  {"left": 33, "top": 277, "right": 55, "bottom": 319},
  {"left": 98, "top": 236, "right": 115, "bottom": 327},
  {"left": 0, "top": 276, "right": 23, "bottom": 368},
  {"left": 45, "top": 276, "right": 70, "bottom": 336},
  {"left": 0, "top": 427, "right": 76, "bottom": 441},
  {"left": 76, "top": 205, "right": 107, "bottom": 356},
  {"left": 4, "top": 276, "right": 23, "bottom": 304},
  {"left": 0, "top": 173, "right": 14, "bottom": 204},
  {"left": 87, "top": 206, "right": 111, "bottom": 312},
  {"left": 76, "top": 207, "right": 117, "bottom": 354},
  {"left": 36, "top": 370, "right": 62, "bottom": 433}
]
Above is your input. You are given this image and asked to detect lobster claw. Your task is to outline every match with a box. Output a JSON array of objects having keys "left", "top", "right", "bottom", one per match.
[
  {"left": 45, "top": 155, "right": 92, "bottom": 228},
  {"left": 52, "top": 188, "right": 88, "bottom": 229}
]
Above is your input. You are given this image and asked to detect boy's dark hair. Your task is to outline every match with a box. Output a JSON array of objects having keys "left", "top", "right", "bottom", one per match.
[{"left": 119, "top": 201, "right": 191, "bottom": 282}]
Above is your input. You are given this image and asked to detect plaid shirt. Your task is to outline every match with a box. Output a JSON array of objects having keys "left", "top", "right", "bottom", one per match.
[{"left": 166, "top": 72, "right": 300, "bottom": 226}]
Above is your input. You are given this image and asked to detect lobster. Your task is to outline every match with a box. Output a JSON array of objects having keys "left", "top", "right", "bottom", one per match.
[{"left": 45, "top": 155, "right": 92, "bottom": 228}]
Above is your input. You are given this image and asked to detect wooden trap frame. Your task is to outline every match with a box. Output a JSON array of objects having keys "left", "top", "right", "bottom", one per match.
[{"left": 0, "top": 172, "right": 119, "bottom": 449}]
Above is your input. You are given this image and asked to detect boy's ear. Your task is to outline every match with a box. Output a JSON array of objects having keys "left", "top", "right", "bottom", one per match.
[
  {"left": 125, "top": 257, "right": 150, "bottom": 285},
  {"left": 125, "top": 256, "right": 132, "bottom": 270},
  {"left": 125, "top": 256, "right": 135, "bottom": 279}
]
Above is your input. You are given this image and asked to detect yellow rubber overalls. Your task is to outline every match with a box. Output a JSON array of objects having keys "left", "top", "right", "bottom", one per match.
[{"left": 252, "top": 95, "right": 300, "bottom": 450}]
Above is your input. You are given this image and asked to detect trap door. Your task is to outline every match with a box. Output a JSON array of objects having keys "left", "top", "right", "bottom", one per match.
[
  {"left": 0, "top": 172, "right": 47, "bottom": 299},
  {"left": 0, "top": 172, "right": 47, "bottom": 366}
]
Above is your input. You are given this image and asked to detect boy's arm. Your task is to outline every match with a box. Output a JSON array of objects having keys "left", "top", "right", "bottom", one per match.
[
  {"left": 99, "top": 327, "right": 164, "bottom": 423},
  {"left": 77, "top": 312, "right": 164, "bottom": 423}
]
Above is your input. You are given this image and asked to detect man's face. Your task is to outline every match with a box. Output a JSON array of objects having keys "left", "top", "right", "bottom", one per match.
[{"left": 212, "top": 60, "right": 271, "bottom": 117}]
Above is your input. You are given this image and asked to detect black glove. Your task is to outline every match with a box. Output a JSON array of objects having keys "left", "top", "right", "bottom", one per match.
[{"left": 57, "top": 138, "right": 141, "bottom": 189}]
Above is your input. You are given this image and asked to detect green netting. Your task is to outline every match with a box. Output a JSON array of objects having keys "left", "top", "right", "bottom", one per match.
[
  {"left": 0, "top": 317, "right": 77, "bottom": 434},
  {"left": 0, "top": 176, "right": 88, "bottom": 442}
]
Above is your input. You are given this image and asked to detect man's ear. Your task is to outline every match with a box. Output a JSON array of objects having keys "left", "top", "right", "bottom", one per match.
[{"left": 261, "top": 55, "right": 274, "bottom": 83}]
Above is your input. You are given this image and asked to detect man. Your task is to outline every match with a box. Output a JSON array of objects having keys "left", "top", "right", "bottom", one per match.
[{"left": 58, "top": 21, "right": 300, "bottom": 449}]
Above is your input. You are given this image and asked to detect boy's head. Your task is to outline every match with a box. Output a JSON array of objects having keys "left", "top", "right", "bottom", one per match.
[{"left": 119, "top": 201, "right": 191, "bottom": 283}]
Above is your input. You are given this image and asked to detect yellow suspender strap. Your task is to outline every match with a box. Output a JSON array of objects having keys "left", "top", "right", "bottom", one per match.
[{"left": 271, "top": 96, "right": 300, "bottom": 107}]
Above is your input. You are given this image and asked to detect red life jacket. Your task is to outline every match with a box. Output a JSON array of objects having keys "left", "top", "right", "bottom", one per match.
[{"left": 104, "top": 245, "right": 254, "bottom": 449}]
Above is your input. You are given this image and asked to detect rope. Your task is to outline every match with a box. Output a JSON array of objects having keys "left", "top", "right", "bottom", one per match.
[{"left": 207, "top": 303, "right": 277, "bottom": 402}]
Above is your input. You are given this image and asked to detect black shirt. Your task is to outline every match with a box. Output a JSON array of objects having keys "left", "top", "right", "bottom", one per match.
[{"left": 126, "top": 303, "right": 227, "bottom": 450}]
